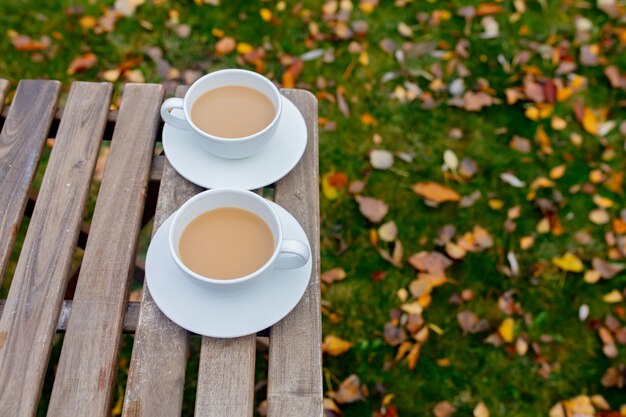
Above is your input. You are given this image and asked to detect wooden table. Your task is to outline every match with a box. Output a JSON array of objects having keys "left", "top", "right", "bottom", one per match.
[{"left": 0, "top": 80, "right": 322, "bottom": 417}]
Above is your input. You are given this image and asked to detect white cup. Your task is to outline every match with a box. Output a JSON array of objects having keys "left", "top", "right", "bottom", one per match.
[
  {"left": 168, "top": 189, "right": 310, "bottom": 288},
  {"left": 160, "top": 69, "right": 283, "bottom": 159}
]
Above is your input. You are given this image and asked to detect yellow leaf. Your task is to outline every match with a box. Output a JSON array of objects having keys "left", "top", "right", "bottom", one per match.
[
  {"left": 428, "top": 323, "right": 444, "bottom": 335},
  {"left": 593, "top": 195, "right": 614, "bottom": 208},
  {"left": 583, "top": 270, "right": 601, "bottom": 284},
  {"left": 549, "top": 164, "right": 566, "bottom": 180},
  {"left": 412, "top": 181, "right": 461, "bottom": 203},
  {"left": 498, "top": 318, "right": 515, "bottom": 343},
  {"left": 552, "top": 252, "right": 584, "bottom": 272},
  {"left": 488, "top": 199, "right": 504, "bottom": 210},
  {"left": 111, "top": 385, "right": 124, "bottom": 415},
  {"left": 322, "top": 335, "right": 353, "bottom": 356},
  {"left": 582, "top": 108, "right": 599, "bottom": 135},
  {"left": 397, "top": 288, "right": 408, "bottom": 302},
  {"left": 536, "top": 217, "right": 550, "bottom": 234},
  {"left": 382, "top": 393, "right": 395, "bottom": 407},
  {"left": 406, "top": 342, "right": 421, "bottom": 370},
  {"left": 535, "top": 125, "right": 553, "bottom": 154},
  {"left": 530, "top": 176, "right": 555, "bottom": 190},
  {"left": 211, "top": 28, "right": 224, "bottom": 37},
  {"left": 474, "top": 402, "right": 490, "bottom": 417},
  {"left": 358, "top": 50, "right": 369, "bottom": 66},
  {"left": 551, "top": 116, "right": 567, "bottom": 130},
  {"left": 602, "top": 289, "right": 623, "bottom": 303},
  {"left": 589, "top": 169, "right": 605, "bottom": 183},
  {"left": 259, "top": 8, "right": 272, "bottom": 22},
  {"left": 400, "top": 301, "right": 423, "bottom": 315},
  {"left": 79, "top": 15, "right": 97, "bottom": 29},
  {"left": 520, "top": 235, "right": 534, "bottom": 250},
  {"left": 525, "top": 106, "right": 540, "bottom": 121},
  {"left": 236, "top": 42, "right": 254, "bottom": 54}
]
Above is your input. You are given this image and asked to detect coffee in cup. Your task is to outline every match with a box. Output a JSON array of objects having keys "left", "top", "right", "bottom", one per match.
[
  {"left": 160, "top": 69, "right": 282, "bottom": 159},
  {"left": 169, "top": 189, "right": 310, "bottom": 286}
]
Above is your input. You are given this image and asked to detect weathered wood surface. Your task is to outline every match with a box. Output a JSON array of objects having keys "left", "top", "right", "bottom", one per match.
[
  {"left": 268, "top": 89, "right": 323, "bottom": 417},
  {"left": 0, "top": 82, "right": 112, "bottom": 416},
  {"left": 123, "top": 85, "right": 200, "bottom": 417},
  {"left": 0, "top": 300, "right": 140, "bottom": 333},
  {"left": 47, "top": 84, "right": 164, "bottom": 417},
  {"left": 195, "top": 335, "right": 257, "bottom": 416},
  {"left": 0, "top": 80, "right": 60, "bottom": 282}
]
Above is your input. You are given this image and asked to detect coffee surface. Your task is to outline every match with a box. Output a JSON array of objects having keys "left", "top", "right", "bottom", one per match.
[
  {"left": 179, "top": 207, "right": 275, "bottom": 279},
  {"left": 191, "top": 86, "right": 275, "bottom": 138}
]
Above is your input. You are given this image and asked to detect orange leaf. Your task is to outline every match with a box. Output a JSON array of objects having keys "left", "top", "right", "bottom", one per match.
[
  {"left": 67, "top": 52, "right": 97, "bottom": 75},
  {"left": 476, "top": 3, "right": 503, "bottom": 15},
  {"left": 322, "top": 335, "right": 353, "bottom": 356},
  {"left": 282, "top": 59, "right": 304, "bottom": 88},
  {"left": 412, "top": 181, "right": 460, "bottom": 203},
  {"left": 360, "top": 113, "right": 377, "bottom": 126}
]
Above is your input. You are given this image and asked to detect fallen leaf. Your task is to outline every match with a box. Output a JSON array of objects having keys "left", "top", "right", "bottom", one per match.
[
  {"left": 445, "top": 242, "right": 466, "bottom": 260},
  {"left": 551, "top": 116, "right": 567, "bottom": 130},
  {"left": 457, "top": 311, "right": 479, "bottom": 333},
  {"left": 488, "top": 199, "right": 504, "bottom": 210},
  {"left": 520, "top": 235, "right": 534, "bottom": 250},
  {"left": 378, "top": 221, "right": 398, "bottom": 242},
  {"left": 552, "top": 253, "right": 584, "bottom": 272},
  {"left": 384, "top": 322, "right": 407, "bottom": 346},
  {"left": 549, "top": 165, "right": 566, "bottom": 180},
  {"left": 397, "top": 22, "right": 413, "bottom": 38},
  {"left": 584, "top": 270, "right": 602, "bottom": 284},
  {"left": 282, "top": 58, "right": 303, "bottom": 88},
  {"left": 592, "top": 257, "right": 623, "bottom": 279},
  {"left": 412, "top": 182, "right": 460, "bottom": 203},
  {"left": 400, "top": 301, "right": 423, "bottom": 315},
  {"left": 114, "top": 0, "right": 144, "bottom": 16},
  {"left": 370, "top": 149, "right": 394, "bottom": 170},
  {"left": 406, "top": 342, "right": 421, "bottom": 370},
  {"left": 603, "top": 290, "right": 624, "bottom": 303},
  {"left": 433, "top": 401, "right": 456, "bottom": 417},
  {"left": 67, "top": 52, "right": 97, "bottom": 75},
  {"left": 589, "top": 209, "right": 610, "bottom": 225},
  {"left": 443, "top": 149, "right": 459, "bottom": 171},
  {"left": 79, "top": 15, "right": 98, "bottom": 29},
  {"left": 215, "top": 36, "right": 236, "bottom": 55},
  {"left": 473, "top": 401, "right": 490, "bottom": 417},
  {"left": 581, "top": 107, "right": 599, "bottom": 135},
  {"left": 509, "top": 136, "right": 531, "bottom": 153},
  {"left": 322, "top": 172, "right": 348, "bottom": 200},
  {"left": 333, "top": 374, "right": 362, "bottom": 404},
  {"left": 459, "top": 190, "right": 481, "bottom": 207},
  {"left": 459, "top": 158, "right": 478, "bottom": 178},
  {"left": 515, "top": 337, "right": 528, "bottom": 356},
  {"left": 355, "top": 196, "right": 388, "bottom": 223},
  {"left": 8, "top": 31, "right": 51, "bottom": 51},
  {"left": 500, "top": 172, "right": 526, "bottom": 188},
  {"left": 322, "top": 335, "right": 353, "bottom": 356},
  {"left": 476, "top": 3, "right": 503, "bottom": 15},
  {"left": 323, "top": 398, "right": 341, "bottom": 417},
  {"left": 322, "top": 268, "right": 347, "bottom": 284},
  {"left": 259, "top": 8, "right": 272, "bottom": 22},
  {"left": 408, "top": 251, "right": 452, "bottom": 277},
  {"left": 480, "top": 16, "right": 499, "bottom": 38},
  {"left": 498, "top": 318, "right": 515, "bottom": 343}
]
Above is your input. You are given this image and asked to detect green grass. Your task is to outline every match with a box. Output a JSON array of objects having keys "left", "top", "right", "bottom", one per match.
[{"left": 1, "top": 0, "right": 625, "bottom": 416}]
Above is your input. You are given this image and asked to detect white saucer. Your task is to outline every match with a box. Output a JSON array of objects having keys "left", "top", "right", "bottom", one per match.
[
  {"left": 145, "top": 202, "right": 312, "bottom": 338},
  {"left": 162, "top": 96, "right": 307, "bottom": 190}
]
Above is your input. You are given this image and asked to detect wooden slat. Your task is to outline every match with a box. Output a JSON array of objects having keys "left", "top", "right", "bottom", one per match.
[
  {"left": 0, "top": 300, "right": 140, "bottom": 333},
  {"left": 193, "top": 188, "right": 264, "bottom": 416},
  {"left": 267, "top": 90, "right": 323, "bottom": 417},
  {"left": 194, "top": 335, "right": 257, "bottom": 416},
  {"left": 123, "top": 85, "right": 200, "bottom": 417},
  {"left": 47, "top": 84, "right": 163, "bottom": 417},
  {"left": 0, "top": 80, "right": 60, "bottom": 282},
  {"left": 0, "top": 81, "right": 112, "bottom": 416},
  {"left": 149, "top": 154, "right": 165, "bottom": 181}
]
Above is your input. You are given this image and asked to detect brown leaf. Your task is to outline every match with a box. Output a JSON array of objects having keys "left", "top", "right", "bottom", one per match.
[
  {"left": 462, "top": 91, "right": 496, "bottom": 111},
  {"left": 433, "top": 401, "right": 456, "bottom": 417},
  {"left": 523, "top": 79, "right": 545, "bottom": 102},
  {"left": 459, "top": 158, "right": 478, "bottom": 179},
  {"left": 67, "top": 52, "right": 97, "bottom": 75},
  {"left": 592, "top": 257, "right": 623, "bottom": 279},
  {"left": 509, "top": 136, "right": 531, "bottom": 153},
  {"left": 384, "top": 322, "right": 407, "bottom": 346},
  {"left": 457, "top": 311, "right": 479, "bottom": 333},
  {"left": 412, "top": 181, "right": 460, "bottom": 203},
  {"left": 321, "top": 267, "right": 347, "bottom": 284},
  {"left": 333, "top": 374, "right": 362, "bottom": 404},
  {"left": 9, "top": 32, "right": 51, "bottom": 51},
  {"left": 355, "top": 196, "right": 388, "bottom": 223},
  {"left": 336, "top": 85, "right": 350, "bottom": 117},
  {"left": 408, "top": 251, "right": 452, "bottom": 277},
  {"left": 435, "top": 224, "right": 456, "bottom": 246}
]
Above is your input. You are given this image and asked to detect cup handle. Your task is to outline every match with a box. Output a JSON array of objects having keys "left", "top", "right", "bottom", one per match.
[
  {"left": 275, "top": 239, "right": 310, "bottom": 270},
  {"left": 160, "top": 97, "right": 192, "bottom": 130}
]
